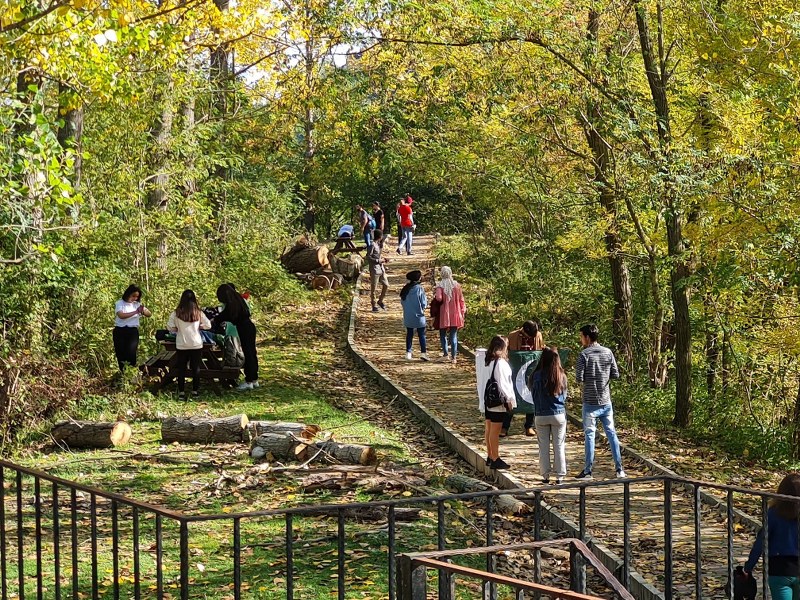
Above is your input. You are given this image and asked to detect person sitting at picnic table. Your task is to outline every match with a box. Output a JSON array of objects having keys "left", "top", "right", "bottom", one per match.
[
  {"left": 113, "top": 284, "right": 152, "bottom": 371},
  {"left": 167, "top": 289, "right": 212, "bottom": 400},
  {"left": 214, "top": 284, "right": 259, "bottom": 391},
  {"left": 332, "top": 224, "right": 359, "bottom": 254}
]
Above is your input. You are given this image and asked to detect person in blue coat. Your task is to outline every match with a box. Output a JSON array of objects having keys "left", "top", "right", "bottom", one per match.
[
  {"left": 530, "top": 348, "right": 568, "bottom": 484},
  {"left": 745, "top": 473, "right": 800, "bottom": 600},
  {"left": 399, "top": 270, "right": 429, "bottom": 361}
]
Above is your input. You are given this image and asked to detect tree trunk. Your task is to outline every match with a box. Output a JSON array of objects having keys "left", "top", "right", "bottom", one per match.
[
  {"left": 209, "top": 0, "right": 230, "bottom": 237},
  {"left": 792, "top": 374, "right": 800, "bottom": 460},
  {"left": 443, "top": 474, "right": 528, "bottom": 515},
  {"left": 584, "top": 10, "right": 635, "bottom": 380},
  {"left": 704, "top": 292, "right": 719, "bottom": 399},
  {"left": 180, "top": 94, "right": 197, "bottom": 198},
  {"left": 250, "top": 433, "right": 310, "bottom": 461},
  {"left": 280, "top": 245, "right": 331, "bottom": 273},
  {"left": 52, "top": 421, "right": 132, "bottom": 449},
  {"left": 633, "top": 0, "right": 692, "bottom": 425},
  {"left": 147, "top": 84, "right": 174, "bottom": 269},
  {"left": 247, "top": 421, "right": 321, "bottom": 441},
  {"left": 315, "top": 440, "right": 377, "bottom": 466},
  {"left": 57, "top": 82, "right": 84, "bottom": 188},
  {"left": 161, "top": 414, "right": 249, "bottom": 444}
]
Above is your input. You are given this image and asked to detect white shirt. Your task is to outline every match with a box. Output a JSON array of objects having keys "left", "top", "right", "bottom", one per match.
[
  {"left": 475, "top": 349, "right": 517, "bottom": 413},
  {"left": 115, "top": 299, "right": 141, "bottom": 327},
  {"left": 167, "top": 312, "right": 212, "bottom": 350}
]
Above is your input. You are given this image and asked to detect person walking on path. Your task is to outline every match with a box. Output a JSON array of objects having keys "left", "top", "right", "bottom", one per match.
[
  {"left": 575, "top": 323, "right": 625, "bottom": 479},
  {"left": 396, "top": 197, "right": 414, "bottom": 255},
  {"left": 502, "top": 320, "right": 545, "bottom": 437},
  {"left": 367, "top": 230, "right": 389, "bottom": 312},
  {"left": 167, "top": 290, "right": 212, "bottom": 400},
  {"left": 399, "top": 270, "right": 428, "bottom": 361},
  {"left": 531, "top": 347, "right": 568, "bottom": 484},
  {"left": 434, "top": 266, "right": 466, "bottom": 364},
  {"left": 357, "top": 204, "right": 375, "bottom": 249},
  {"left": 372, "top": 202, "right": 386, "bottom": 248},
  {"left": 214, "top": 284, "right": 259, "bottom": 390},
  {"left": 476, "top": 335, "right": 516, "bottom": 470},
  {"left": 113, "top": 285, "right": 152, "bottom": 371},
  {"left": 744, "top": 473, "right": 800, "bottom": 600}
]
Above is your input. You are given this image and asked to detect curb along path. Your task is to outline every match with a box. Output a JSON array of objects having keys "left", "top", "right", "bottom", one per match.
[{"left": 350, "top": 235, "right": 754, "bottom": 599}]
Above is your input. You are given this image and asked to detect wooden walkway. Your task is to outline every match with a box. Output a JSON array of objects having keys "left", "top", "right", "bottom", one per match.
[{"left": 353, "top": 235, "right": 757, "bottom": 599}]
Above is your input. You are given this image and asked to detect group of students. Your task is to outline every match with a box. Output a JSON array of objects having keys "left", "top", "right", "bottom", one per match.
[
  {"left": 347, "top": 194, "right": 416, "bottom": 255},
  {"left": 113, "top": 284, "right": 259, "bottom": 398},
  {"left": 476, "top": 322, "right": 625, "bottom": 482}
]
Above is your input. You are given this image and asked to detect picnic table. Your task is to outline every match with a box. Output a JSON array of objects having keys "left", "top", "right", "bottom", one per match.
[
  {"left": 140, "top": 341, "right": 242, "bottom": 395},
  {"left": 331, "top": 235, "right": 366, "bottom": 255}
]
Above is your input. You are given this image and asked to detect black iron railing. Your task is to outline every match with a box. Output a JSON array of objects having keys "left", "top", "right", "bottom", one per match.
[{"left": 1, "top": 458, "right": 799, "bottom": 599}]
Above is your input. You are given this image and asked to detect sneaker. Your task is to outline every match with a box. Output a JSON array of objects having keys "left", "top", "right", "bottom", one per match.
[
  {"left": 451, "top": 357, "right": 457, "bottom": 365},
  {"left": 251, "top": 381, "right": 260, "bottom": 389},
  {"left": 493, "top": 458, "right": 510, "bottom": 470},
  {"left": 396, "top": 248, "right": 401, "bottom": 255},
  {"left": 441, "top": 352, "right": 449, "bottom": 358},
  {"left": 405, "top": 352, "right": 412, "bottom": 360},
  {"left": 485, "top": 456, "right": 493, "bottom": 467},
  {"left": 420, "top": 353, "right": 430, "bottom": 362},
  {"left": 237, "top": 382, "right": 253, "bottom": 391},
  {"left": 525, "top": 427, "right": 535, "bottom": 437},
  {"left": 372, "top": 306, "right": 380, "bottom": 312},
  {"left": 191, "top": 390, "right": 200, "bottom": 398},
  {"left": 177, "top": 391, "right": 186, "bottom": 401},
  {"left": 556, "top": 478, "right": 564, "bottom": 484},
  {"left": 575, "top": 470, "right": 593, "bottom": 480},
  {"left": 499, "top": 429, "right": 508, "bottom": 438},
  {"left": 616, "top": 469, "right": 627, "bottom": 479},
  {"left": 541, "top": 476, "right": 550, "bottom": 484},
  {"left": 378, "top": 302, "right": 386, "bottom": 310}
]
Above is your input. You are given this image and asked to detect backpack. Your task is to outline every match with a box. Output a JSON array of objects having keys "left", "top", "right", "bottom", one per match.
[
  {"left": 367, "top": 215, "right": 376, "bottom": 230},
  {"left": 484, "top": 360, "right": 506, "bottom": 410},
  {"left": 223, "top": 334, "right": 245, "bottom": 369}
]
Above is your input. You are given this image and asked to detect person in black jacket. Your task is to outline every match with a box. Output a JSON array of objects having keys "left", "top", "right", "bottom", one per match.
[{"left": 214, "top": 284, "right": 259, "bottom": 390}]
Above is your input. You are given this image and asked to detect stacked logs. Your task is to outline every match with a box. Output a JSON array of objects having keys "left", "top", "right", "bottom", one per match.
[{"left": 280, "top": 236, "right": 362, "bottom": 292}]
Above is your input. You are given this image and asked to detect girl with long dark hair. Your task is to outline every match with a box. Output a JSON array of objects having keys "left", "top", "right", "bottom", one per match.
[
  {"left": 530, "top": 347, "right": 568, "bottom": 483},
  {"left": 476, "top": 335, "right": 516, "bottom": 470},
  {"left": 167, "top": 290, "right": 211, "bottom": 399},
  {"left": 214, "top": 284, "right": 259, "bottom": 390},
  {"left": 113, "top": 285, "right": 152, "bottom": 371}
]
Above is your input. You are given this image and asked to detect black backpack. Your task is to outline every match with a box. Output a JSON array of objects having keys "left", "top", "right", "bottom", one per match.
[{"left": 484, "top": 360, "right": 505, "bottom": 409}]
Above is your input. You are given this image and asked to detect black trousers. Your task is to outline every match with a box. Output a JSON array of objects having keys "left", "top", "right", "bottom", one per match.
[
  {"left": 175, "top": 348, "right": 202, "bottom": 392},
  {"left": 237, "top": 320, "right": 259, "bottom": 382},
  {"left": 502, "top": 411, "right": 534, "bottom": 431},
  {"left": 113, "top": 326, "right": 139, "bottom": 371}
]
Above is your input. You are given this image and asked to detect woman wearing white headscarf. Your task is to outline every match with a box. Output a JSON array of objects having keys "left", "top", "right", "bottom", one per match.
[{"left": 434, "top": 266, "right": 467, "bottom": 364}]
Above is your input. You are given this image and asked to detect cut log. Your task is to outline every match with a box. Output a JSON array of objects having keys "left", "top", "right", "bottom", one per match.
[
  {"left": 330, "top": 254, "right": 363, "bottom": 280},
  {"left": 161, "top": 414, "right": 249, "bottom": 444},
  {"left": 250, "top": 433, "right": 310, "bottom": 461},
  {"left": 444, "top": 474, "right": 529, "bottom": 515},
  {"left": 247, "top": 421, "right": 321, "bottom": 442},
  {"left": 280, "top": 245, "right": 330, "bottom": 273},
  {"left": 315, "top": 440, "right": 377, "bottom": 465},
  {"left": 52, "top": 421, "right": 132, "bottom": 449}
]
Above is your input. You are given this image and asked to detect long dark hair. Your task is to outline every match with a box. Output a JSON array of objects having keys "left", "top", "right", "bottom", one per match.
[
  {"left": 175, "top": 289, "right": 201, "bottom": 322},
  {"left": 217, "top": 284, "right": 249, "bottom": 321},
  {"left": 773, "top": 473, "right": 800, "bottom": 520},
  {"left": 484, "top": 335, "right": 509, "bottom": 366},
  {"left": 538, "top": 347, "right": 566, "bottom": 396},
  {"left": 121, "top": 285, "right": 142, "bottom": 302}
]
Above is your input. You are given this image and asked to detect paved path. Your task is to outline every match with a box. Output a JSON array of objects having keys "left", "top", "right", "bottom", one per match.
[{"left": 353, "top": 235, "right": 756, "bottom": 599}]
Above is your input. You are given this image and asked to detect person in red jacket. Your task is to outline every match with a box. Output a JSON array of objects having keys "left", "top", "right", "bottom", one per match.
[
  {"left": 434, "top": 266, "right": 466, "bottom": 364},
  {"left": 396, "top": 197, "right": 414, "bottom": 255}
]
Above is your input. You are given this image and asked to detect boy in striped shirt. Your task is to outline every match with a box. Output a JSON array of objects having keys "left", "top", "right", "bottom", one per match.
[{"left": 575, "top": 324, "right": 626, "bottom": 479}]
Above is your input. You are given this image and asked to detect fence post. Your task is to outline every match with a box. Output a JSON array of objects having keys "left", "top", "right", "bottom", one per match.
[
  {"left": 569, "top": 542, "right": 586, "bottom": 594},
  {"left": 396, "top": 555, "right": 426, "bottom": 600}
]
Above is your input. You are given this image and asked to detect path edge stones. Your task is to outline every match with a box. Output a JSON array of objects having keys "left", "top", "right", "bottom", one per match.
[{"left": 348, "top": 273, "right": 664, "bottom": 600}]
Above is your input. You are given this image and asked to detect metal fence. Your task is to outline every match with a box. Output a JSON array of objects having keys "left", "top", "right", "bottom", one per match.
[{"left": 1, "top": 458, "right": 797, "bottom": 599}]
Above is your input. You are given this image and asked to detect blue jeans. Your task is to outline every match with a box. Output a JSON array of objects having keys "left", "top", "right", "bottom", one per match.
[
  {"left": 582, "top": 404, "right": 623, "bottom": 473},
  {"left": 364, "top": 229, "right": 373, "bottom": 249},
  {"left": 770, "top": 576, "right": 800, "bottom": 600},
  {"left": 398, "top": 226, "right": 413, "bottom": 254},
  {"left": 406, "top": 327, "right": 427, "bottom": 353},
  {"left": 439, "top": 327, "right": 458, "bottom": 358}
]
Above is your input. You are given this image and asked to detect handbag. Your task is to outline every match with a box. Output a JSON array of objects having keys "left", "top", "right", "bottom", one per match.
[{"left": 223, "top": 334, "right": 245, "bottom": 369}]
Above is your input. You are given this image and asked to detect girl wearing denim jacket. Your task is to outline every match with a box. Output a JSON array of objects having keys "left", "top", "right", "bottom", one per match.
[
  {"left": 530, "top": 348, "right": 568, "bottom": 484},
  {"left": 745, "top": 473, "right": 800, "bottom": 600}
]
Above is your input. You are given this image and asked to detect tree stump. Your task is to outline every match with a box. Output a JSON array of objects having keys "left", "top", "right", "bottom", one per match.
[
  {"left": 330, "top": 254, "right": 363, "bottom": 280},
  {"left": 250, "top": 433, "right": 310, "bottom": 461},
  {"left": 247, "top": 421, "right": 321, "bottom": 442},
  {"left": 51, "top": 421, "right": 132, "bottom": 449},
  {"left": 315, "top": 440, "right": 377, "bottom": 465},
  {"left": 161, "top": 414, "right": 249, "bottom": 444}
]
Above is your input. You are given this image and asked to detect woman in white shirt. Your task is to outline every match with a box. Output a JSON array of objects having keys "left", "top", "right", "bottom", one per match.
[
  {"left": 113, "top": 285, "right": 152, "bottom": 371},
  {"left": 476, "top": 335, "right": 517, "bottom": 470},
  {"left": 167, "top": 290, "right": 212, "bottom": 399}
]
